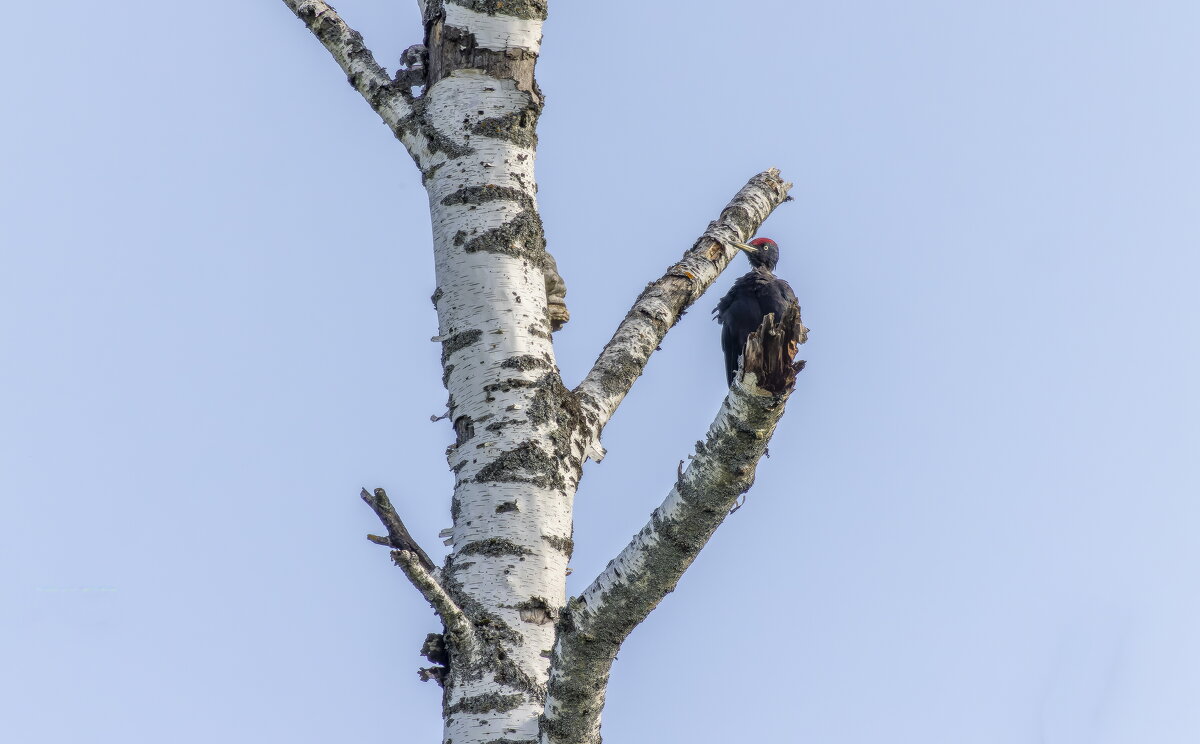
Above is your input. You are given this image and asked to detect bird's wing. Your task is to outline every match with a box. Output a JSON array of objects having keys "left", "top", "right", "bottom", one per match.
[
  {"left": 721, "top": 321, "right": 742, "bottom": 386},
  {"left": 775, "top": 276, "right": 799, "bottom": 306},
  {"left": 716, "top": 273, "right": 768, "bottom": 385},
  {"left": 714, "top": 274, "right": 756, "bottom": 320}
]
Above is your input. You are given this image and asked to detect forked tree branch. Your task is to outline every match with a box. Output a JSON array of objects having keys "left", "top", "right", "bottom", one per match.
[
  {"left": 573, "top": 168, "right": 793, "bottom": 443},
  {"left": 360, "top": 488, "right": 474, "bottom": 648},
  {"left": 543, "top": 335, "right": 803, "bottom": 743}
]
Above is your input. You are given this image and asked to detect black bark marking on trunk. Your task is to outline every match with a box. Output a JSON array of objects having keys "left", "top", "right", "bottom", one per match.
[
  {"left": 493, "top": 661, "right": 547, "bottom": 703},
  {"left": 462, "top": 210, "right": 547, "bottom": 265},
  {"left": 447, "top": 0, "right": 548, "bottom": 20},
  {"left": 522, "top": 372, "right": 585, "bottom": 482},
  {"left": 483, "top": 379, "right": 535, "bottom": 402},
  {"left": 441, "top": 329, "right": 483, "bottom": 365},
  {"left": 524, "top": 373, "right": 577, "bottom": 428},
  {"left": 471, "top": 109, "right": 538, "bottom": 148},
  {"left": 437, "top": 566, "right": 549, "bottom": 713},
  {"left": 445, "top": 693, "right": 525, "bottom": 715},
  {"left": 495, "top": 500, "right": 519, "bottom": 513},
  {"left": 499, "top": 354, "right": 550, "bottom": 371},
  {"left": 398, "top": 102, "right": 474, "bottom": 159},
  {"left": 474, "top": 441, "right": 565, "bottom": 490},
  {"left": 459, "top": 538, "right": 533, "bottom": 557},
  {"left": 442, "top": 184, "right": 535, "bottom": 211},
  {"left": 440, "top": 190, "right": 550, "bottom": 279},
  {"left": 421, "top": 160, "right": 445, "bottom": 185},
  {"left": 442, "top": 571, "right": 522, "bottom": 645},
  {"left": 541, "top": 534, "right": 573, "bottom": 556}
]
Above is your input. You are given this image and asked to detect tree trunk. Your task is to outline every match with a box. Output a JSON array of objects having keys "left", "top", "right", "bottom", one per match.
[
  {"left": 280, "top": 3, "right": 802, "bottom": 743},
  {"left": 418, "top": 4, "right": 576, "bottom": 741}
]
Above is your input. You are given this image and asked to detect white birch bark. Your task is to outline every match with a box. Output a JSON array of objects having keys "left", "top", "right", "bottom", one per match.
[
  {"left": 417, "top": 5, "right": 575, "bottom": 741},
  {"left": 280, "top": 4, "right": 801, "bottom": 744}
]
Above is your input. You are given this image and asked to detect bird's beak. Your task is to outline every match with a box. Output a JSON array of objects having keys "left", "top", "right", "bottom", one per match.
[{"left": 731, "top": 242, "right": 758, "bottom": 254}]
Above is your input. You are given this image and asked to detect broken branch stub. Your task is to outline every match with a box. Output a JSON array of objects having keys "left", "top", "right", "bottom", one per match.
[
  {"left": 741, "top": 305, "right": 808, "bottom": 394},
  {"left": 360, "top": 487, "right": 437, "bottom": 571}
]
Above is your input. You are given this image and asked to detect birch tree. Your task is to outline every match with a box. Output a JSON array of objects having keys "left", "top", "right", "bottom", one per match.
[{"left": 281, "top": 2, "right": 804, "bottom": 742}]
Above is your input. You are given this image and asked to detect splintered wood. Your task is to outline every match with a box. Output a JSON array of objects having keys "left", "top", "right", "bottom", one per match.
[{"left": 741, "top": 305, "right": 808, "bottom": 394}]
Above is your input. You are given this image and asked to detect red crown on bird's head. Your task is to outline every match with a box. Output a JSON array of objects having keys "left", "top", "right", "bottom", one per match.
[{"left": 748, "top": 237, "right": 777, "bottom": 248}]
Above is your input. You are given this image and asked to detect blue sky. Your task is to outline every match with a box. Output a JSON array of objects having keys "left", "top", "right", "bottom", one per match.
[{"left": 3, "top": 1, "right": 1199, "bottom": 742}]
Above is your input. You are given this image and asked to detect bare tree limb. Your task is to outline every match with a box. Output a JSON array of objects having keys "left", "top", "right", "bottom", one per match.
[
  {"left": 543, "top": 332, "right": 803, "bottom": 744},
  {"left": 360, "top": 487, "right": 475, "bottom": 650},
  {"left": 573, "top": 168, "right": 793, "bottom": 447},
  {"left": 280, "top": 0, "right": 428, "bottom": 159}
]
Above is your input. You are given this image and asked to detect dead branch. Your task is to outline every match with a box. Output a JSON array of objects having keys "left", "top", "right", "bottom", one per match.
[{"left": 573, "top": 168, "right": 793, "bottom": 447}]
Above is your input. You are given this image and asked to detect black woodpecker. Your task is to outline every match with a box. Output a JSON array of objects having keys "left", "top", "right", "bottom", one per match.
[{"left": 713, "top": 237, "right": 805, "bottom": 386}]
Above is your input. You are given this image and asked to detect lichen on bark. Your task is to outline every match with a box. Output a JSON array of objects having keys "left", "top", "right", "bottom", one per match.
[{"left": 446, "top": 0, "right": 549, "bottom": 20}]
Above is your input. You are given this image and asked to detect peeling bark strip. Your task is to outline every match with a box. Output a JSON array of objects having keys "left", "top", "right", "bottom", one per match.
[
  {"left": 542, "top": 369, "right": 802, "bottom": 744},
  {"left": 574, "top": 169, "right": 793, "bottom": 439}
]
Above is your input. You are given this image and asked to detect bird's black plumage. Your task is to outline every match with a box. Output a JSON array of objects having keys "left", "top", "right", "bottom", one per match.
[{"left": 714, "top": 238, "right": 803, "bottom": 386}]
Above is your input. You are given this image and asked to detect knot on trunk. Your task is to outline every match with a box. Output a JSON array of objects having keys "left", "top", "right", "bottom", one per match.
[
  {"left": 419, "top": 632, "right": 449, "bottom": 686},
  {"left": 393, "top": 43, "right": 428, "bottom": 92}
]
